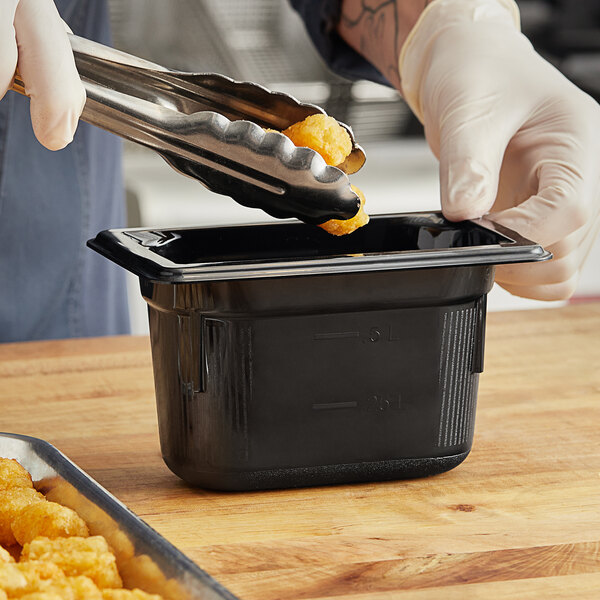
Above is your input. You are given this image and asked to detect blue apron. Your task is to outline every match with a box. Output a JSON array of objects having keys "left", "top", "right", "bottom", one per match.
[{"left": 0, "top": 0, "right": 129, "bottom": 342}]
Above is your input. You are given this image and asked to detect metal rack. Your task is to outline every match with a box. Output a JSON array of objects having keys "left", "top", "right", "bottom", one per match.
[
  {"left": 107, "top": 0, "right": 413, "bottom": 144},
  {"left": 107, "top": 0, "right": 600, "bottom": 146}
]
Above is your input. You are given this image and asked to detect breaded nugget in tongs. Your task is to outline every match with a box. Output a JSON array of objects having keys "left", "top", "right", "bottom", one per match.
[
  {"left": 281, "top": 114, "right": 369, "bottom": 235},
  {"left": 319, "top": 185, "right": 369, "bottom": 236},
  {"left": 282, "top": 114, "right": 353, "bottom": 167}
]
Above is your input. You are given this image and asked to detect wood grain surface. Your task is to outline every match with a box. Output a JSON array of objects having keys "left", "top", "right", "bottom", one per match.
[{"left": 1, "top": 303, "right": 599, "bottom": 599}]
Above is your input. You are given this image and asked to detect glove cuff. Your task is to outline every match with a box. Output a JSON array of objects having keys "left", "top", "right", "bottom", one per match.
[{"left": 399, "top": 0, "right": 521, "bottom": 123}]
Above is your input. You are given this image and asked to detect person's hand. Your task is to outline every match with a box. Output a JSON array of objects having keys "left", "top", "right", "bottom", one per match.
[
  {"left": 0, "top": 0, "right": 85, "bottom": 150},
  {"left": 399, "top": 0, "right": 600, "bottom": 300}
]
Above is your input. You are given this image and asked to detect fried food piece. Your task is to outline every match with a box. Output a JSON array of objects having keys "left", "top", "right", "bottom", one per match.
[
  {"left": 11, "top": 593, "right": 62, "bottom": 600},
  {"left": 319, "top": 185, "right": 370, "bottom": 236},
  {"left": 0, "top": 545, "right": 13, "bottom": 563},
  {"left": 280, "top": 115, "right": 369, "bottom": 235},
  {"left": 0, "top": 488, "right": 45, "bottom": 546},
  {"left": 12, "top": 501, "right": 89, "bottom": 546},
  {"left": 0, "top": 561, "right": 27, "bottom": 595},
  {"left": 18, "top": 575, "right": 102, "bottom": 600},
  {"left": 21, "top": 536, "right": 122, "bottom": 589},
  {"left": 102, "top": 589, "right": 164, "bottom": 600},
  {"left": 0, "top": 458, "right": 34, "bottom": 491},
  {"left": 2, "top": 545, "right": 20, "bottom": 562},
  {"left": 21, "top": 559, "right": 65, "bottom": 579},
  {"left": 0, "top": 560, "right": 64, "bottom": 596},
  {"left": 282, "top": 114, "right": 352, "bottom": 167}
]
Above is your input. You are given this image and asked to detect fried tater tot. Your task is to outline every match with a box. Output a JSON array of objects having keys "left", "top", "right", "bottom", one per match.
[
  {"left": 11, "top": 593, "right": 61, "bottom": 600},
  {"left": 280, "top": 115, "right": 369, "bottom": 235},
  {"left": 0, "top": 458, "right": 34, "bottom": 491},
  {"left": 21, "top": 536, "right": 122, "bottom": 589},
  {"left": 12, "top": 501, "right": 89, "bottom": 546},
  {"left": 3, "top": 544, "right": 21, "bottom": 562},
  {"left": 102, "top": 589, "right": 164, "bottom": 600},
  {"left": 0, "top": 545, "right": 13, "bottom": 563},
  {"left": 0, "top": 560, "right": 64, "bottom": 596},
  {"left": 0, "top": 561, "right": 27, "bottom": 595},
  {"left": 282, "top": 114, "right": 352, "bottom": 167},
  {"left": 18, "top": 575, "right": 102, "bottom": 600},
  {"left": 0, "top": 488, "right": 45, "bottom": 546},
  {"left": 319, "top": 185, "right": 370, "bottom": 236}
]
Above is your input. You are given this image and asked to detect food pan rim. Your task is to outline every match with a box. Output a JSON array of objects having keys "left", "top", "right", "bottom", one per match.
[{"left": 87, "top": 211, "right": 552, "bottom": 283}]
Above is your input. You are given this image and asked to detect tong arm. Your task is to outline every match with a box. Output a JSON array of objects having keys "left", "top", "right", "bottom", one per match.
[{"left": 11, "top": 35, "right": 365, "bottom": 223}]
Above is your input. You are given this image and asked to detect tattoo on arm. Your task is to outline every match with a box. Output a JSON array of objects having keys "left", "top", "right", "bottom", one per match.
[
  {"left": 338, "top": 0, "right": 430, "bottom": 90},
  {"left": 340, "top": 1, "right": 401, "bottom": 87}
]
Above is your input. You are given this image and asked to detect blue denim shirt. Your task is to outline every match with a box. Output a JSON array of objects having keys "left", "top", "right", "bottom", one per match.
[
  {"left": 289, "top": 0, "right": 391, "bottom": 87},
  {"left": 0, "top": 0, "right": 129, "bottom": 342}
]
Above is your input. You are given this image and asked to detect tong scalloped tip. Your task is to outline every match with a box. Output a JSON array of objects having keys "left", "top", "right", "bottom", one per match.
[{"left": 12, "top": 35, "right": 367, "bottom": 225}]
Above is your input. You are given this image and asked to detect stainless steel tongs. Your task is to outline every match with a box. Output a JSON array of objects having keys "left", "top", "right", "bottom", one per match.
[{"left": 12, "top": 35, "right": 366, "bottom": 224}]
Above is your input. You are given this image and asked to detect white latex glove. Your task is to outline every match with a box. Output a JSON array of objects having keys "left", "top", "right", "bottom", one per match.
[
  {"left": 400, "top": 0, "right": 600, "bottom": 300},
  {"left": 0, "top": 0, "right": 85, "bottom": 150}
]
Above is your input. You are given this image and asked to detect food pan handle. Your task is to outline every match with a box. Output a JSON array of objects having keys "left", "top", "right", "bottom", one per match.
[
  {"left": 472, "top": 294, "right": 487, "bottom": 374},
  {"left": 177, "top": 313, "right": 205, "bottom": 394}
]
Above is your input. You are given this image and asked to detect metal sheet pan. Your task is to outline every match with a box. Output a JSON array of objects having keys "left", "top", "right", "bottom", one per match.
[{"left": 0, "top": 432, "right": 239, "bottom": 600}]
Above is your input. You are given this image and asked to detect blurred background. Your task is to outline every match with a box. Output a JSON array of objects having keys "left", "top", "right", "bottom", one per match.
[{"left": 105, "top": 0, "right": 600, "bottom": 334}]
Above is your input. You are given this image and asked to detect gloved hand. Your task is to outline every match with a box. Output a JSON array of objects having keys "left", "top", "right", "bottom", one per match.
[
  {"left": 399, "top": 0, "right": 600, "bottom": 300},
  {"left": 0, "top": 0, "right": 85, "bottom": 150}
]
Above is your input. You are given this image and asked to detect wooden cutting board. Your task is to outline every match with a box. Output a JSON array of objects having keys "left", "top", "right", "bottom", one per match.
[{"left": 1, "top": 303, "right": 599, "bottom": 599}]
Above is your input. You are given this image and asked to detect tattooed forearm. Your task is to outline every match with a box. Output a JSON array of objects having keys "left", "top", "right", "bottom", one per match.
[
  {"left": 338, "top": 0, "right": 430, "bottom": 91},
  {"left": 341, "top": 0, "right": 396, "bottom": 28},
  {"left": 340, "top": 0, "right": 401, "bottom": 87}
]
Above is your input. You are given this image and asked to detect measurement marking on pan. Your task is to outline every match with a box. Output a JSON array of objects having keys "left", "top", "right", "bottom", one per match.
[
  {"left": 312, "top": 401, "right": 358, "bottom": 411},
  {"left": 313, "top": 331, "right": 359, "bottom": 340}
]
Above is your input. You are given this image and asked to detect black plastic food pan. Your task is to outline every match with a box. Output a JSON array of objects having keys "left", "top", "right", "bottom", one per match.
[{"left": 88, "top": 212, "right": 550, "bottom": 491}]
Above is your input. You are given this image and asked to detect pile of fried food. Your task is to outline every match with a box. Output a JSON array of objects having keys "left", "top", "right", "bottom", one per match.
[
  {"left": 0, "top": 458, "right": 163, "bottom": 600},
  {"left": 279, "top": 114, "right": 369, "bottom": 236}
]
